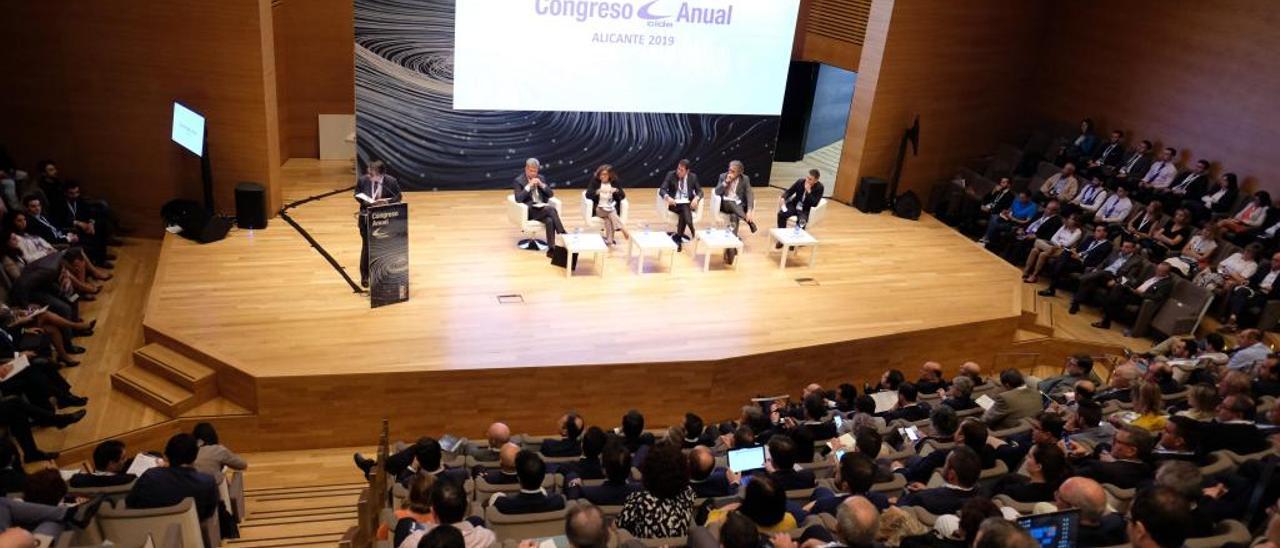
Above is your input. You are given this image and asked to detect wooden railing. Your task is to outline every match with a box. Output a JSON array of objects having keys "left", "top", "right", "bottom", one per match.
[{"left": 343, "top": 419, "right": 390, "bottom": 548}]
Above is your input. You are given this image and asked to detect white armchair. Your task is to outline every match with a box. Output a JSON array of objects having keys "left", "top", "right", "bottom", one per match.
[
  {"left": 654, "top": 192, "right": 703, "bottom": 241},
  {"left": 781, "top": 198, "right": 831, "bottom": 230},
  {"left": 506, "top": 194, "right": 562, "bottom": 250},
  {"left": 580, "top": 191, "right": 629, "bottom": 237},
  {"left": 708, "top": 192, "right": 731, "bottom": 229}
]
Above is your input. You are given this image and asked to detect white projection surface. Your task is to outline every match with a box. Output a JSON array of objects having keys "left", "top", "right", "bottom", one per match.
[
  {"left": 453, "top": 0, "right": 801, "bottom": 115},
  {"left": 171, "top": 102, "right": 206, "bottom": 156}
]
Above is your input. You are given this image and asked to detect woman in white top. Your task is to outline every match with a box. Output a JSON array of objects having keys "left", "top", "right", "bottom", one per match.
[
  {"left": 1164, "top": 226, "right": 1218, "bottom": 275},
  {"left": 1217, "top": 191, "right": 1271, "bottom": 234},
  {"left": 7, "top": 213, "right": 58, "bottom": 263},
  {"left": 1024, "top": 214, "right": 1082, "bottom": 283},
  {"left": 1194, "top": 243, "right": 1262, "bottom": 294},
  {"left": 585, "top": 164, "right": 630, "bottom": 246}
]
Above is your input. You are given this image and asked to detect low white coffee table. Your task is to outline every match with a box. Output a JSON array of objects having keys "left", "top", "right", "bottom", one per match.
[
  {"left": 767, "top": 227, "right": 819, "bottom": 269},
  {"left": 557, "top": 232, "right": 608, "bottom": 278},
  {"left": 692, "top": 228, "right": 744, "bottom": 272},
  {"left": 627, "top": 230, "right": 678, "bottom": 274}
]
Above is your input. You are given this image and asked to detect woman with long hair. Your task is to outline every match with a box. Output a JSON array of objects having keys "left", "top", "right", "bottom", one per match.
[{"left": 585, "top": 164, "right": 630, "bottom": 246}]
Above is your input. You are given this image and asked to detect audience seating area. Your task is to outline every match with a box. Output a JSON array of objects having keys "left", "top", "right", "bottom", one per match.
[
  {"left": 328, "top": 347, "right": 1280, "bottom": 548},
  {"left": 930, "top": 119, "right": 1280, "bottom": 339}
]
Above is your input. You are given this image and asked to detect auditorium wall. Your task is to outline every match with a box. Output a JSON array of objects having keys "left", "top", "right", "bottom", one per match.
[
  {"left": 272, "top": 0, "right": 357, "bottom": 160},
  {"left": 1032, "top": 0, "right": 1280, "bottom": 193},
  {"left": 0, "top": 1, "right": 282, "bottom": 235},
  {"left": 835, "top": 0, "right": 1051, "bottom": 203}
]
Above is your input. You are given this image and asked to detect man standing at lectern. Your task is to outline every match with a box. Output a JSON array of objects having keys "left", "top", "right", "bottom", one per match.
[
  {"left": 660, "top": 159, "right": 702, "bottom": 251},
  {"left": 355, "top": 159, "right": 402, "bottom": 288},
  {"left": 513, "top": 158, "right": 565, "bottom": 254}
]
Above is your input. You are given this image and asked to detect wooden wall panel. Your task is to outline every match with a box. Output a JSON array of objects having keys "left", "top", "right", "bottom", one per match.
[
  {"left": 836, "top": 0, "right": 1050, "bottom": 203},
  {"left": 1032, "top": 0, "right": 1280, "bottom": 193},
  {"left": 793, "top": 0, "right": 868, "bottom": 71},
  {"left": 0, "top": 1, "right": 281, "bottom": 234},
  {"left": 272, "top": 0, "right": 356, "bottom": 160},
  {"left": 250, "top": 317, "right": 1017, "bottom": 451}
]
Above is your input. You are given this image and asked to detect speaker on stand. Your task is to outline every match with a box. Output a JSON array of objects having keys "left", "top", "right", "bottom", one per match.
[
  {"left": 855, "top": 177, "right": 888, "bottom": 213},
  {"left": 234, "top": 182, "right": 268, "bottom": 229}
]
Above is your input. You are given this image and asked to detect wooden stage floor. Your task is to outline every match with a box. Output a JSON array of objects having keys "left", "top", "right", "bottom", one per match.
[{"left": 145, "top": 159, "right": 1023, "bottom": 378}]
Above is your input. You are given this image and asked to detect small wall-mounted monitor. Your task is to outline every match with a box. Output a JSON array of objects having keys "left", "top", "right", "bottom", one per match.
[{"left": 171, "top": 102, "right": 205, "bottom": 157}]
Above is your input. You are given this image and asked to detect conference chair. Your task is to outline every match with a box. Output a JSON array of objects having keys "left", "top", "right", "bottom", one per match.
[
  {"left": 992, "top": 494, "right": 1039, "bottom": 516},
  {"left": 1101, "top": 483, "right": 1135, "bottom": 513},
  {"left": 654, "top": 192, "right": 703, "bottom": 240},
  {"left": 1148, "top": 277, "right": 1214, "bottom": 337},
  {"left": 95, "top": 498, "right": 212, "bottom": 548},
  {"left": 476, "top": 474, "right": 558, "bottom": 503},
  {"left": 869, "top": 474, "right": 907, "bottom": 495},
  {"left": 505, "top": 194, "right": 562, "bottom": 251},
  {"left": 1185, "top": 520, "right": 1251, "bottom": 548},
  {"left": 484, "top": 500, "right": 576, "bottom": 542},
  {"left": 579, "top": 191, "right": 630, "bottom": 238},
  {"left": 781, "top": 198, "right": 831, "bottom": 231}
]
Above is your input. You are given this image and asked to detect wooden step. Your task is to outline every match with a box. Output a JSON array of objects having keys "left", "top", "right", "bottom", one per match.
[
  {"left": 224, "top": 531, "right": 346, "bottom": 548},
  {"left": 133, "top": 343, "right": 217, "bottom": 399},
  {"left": 110, "top": 365, "right": 198, "bottom": 416}
]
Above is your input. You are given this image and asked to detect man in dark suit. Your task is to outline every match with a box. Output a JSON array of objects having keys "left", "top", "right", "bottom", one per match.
[
  {"left": 619, "top": 410, "right": 656, "bottom": 455},
  {"left": 69, "top": 440, "right": 136, "bottom": 488},
  {"left": 1160, "top": 159, "right": 1211, "bottom": 210},
  {"left": 797, "top": 394, "right": 837, "bottom": 441},
  {"left": 1038, "top": 224, "right": 1114, "bottom": 297},
  {"left": 913, "top": 362, "right": 949, "bottom": 396},
  {"left": 1092, "top": 261, "right": 1174, "bottom": 330},
  {"left": 1203, "top": 394, "right": 1270, "bottom": 455},
  {"left": 1069, "top": 238, "right": 1145, "bottom": 314},
  {"left": 1055, "top": 477, "right": 1128, "bottom": 547},
  {"left": 353, "top": 160, "right": 403, "bottom": 287},
  {"left": 895, "top": 418, "right": 995, "bottom": 485},
  {"left": 682, "top": 413, "right": 718, "bottom": 449},
  {"left": 659, "top": 159, "right": 703, "bottom": 249},
  {"left": 687, "top": 446, "right": 737, "bottom": 498},
  {"left": 564, "top": 439, "right": 638, "bottom": 506},
  {"left": 46, "top": 181, "right": 114, "bottom": 265},
  {"left": 1110, "top": 140, "right": 1154, "bottom": 190},
  {"left": 875, "top": 383, "right": 931, "bottom": 423},
  {"left": 766, "top": 435, "right": 815, "bottom": 492},
  {"left": 481, "top": 442, "right": 521, "bottom": 485},
  {"left": 1152, "top": 415, "right": 1204, "bottom": 464},
  {"left": 1094, "top": 364, "right": 1139, "bottom": 404},
  {"left": 491, "top": 450, "right": 566, "bottom": 514},
  {"left": 1125, "top": 486, "right": 1193, "bottom": 548},
  {"left": 896, "top": 445, "right": 980, "bottom": 515},
  {"left": 0, "top": 343, "right": 88, "bottom": 414},
  {"left": 22, "top": 195, "right": 79, "bottom": 250},
  {"left": 1084, "top": 130, "right": 1126, "bottom": 179},
  {"left": 126, "top": 434, "right": 219, "bottom": 520},
  {"left": 511, "top": 158, "right": 564, "bottom": 254},
  {"left": 807, "top": 452, "right": 890, "bottom": 515},
  {"left": 559, "top": 426, "right": 607, "bottom": 481},
  {"left": 1002, "top": 199, "right": 1063, "bottom": 264},
  {"left": 397, "top": 437, "right": 469, "bottom": 488},
  {"left": 982, "top": 369, "right": 1042, "bottom": 431},
  {"left": 776, "top": 169, "right": 824, "bottom": 232},
  {"left": 540, "top": 412, "right": 585, "bottom": 458},
  {"left": 1074, "top": 425, "right": 1155, "bottom": 490}
]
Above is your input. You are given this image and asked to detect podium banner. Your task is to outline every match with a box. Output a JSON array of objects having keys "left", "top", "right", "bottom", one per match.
[{"left": 366, "top": 202, "right": 409, "bottom": 308}]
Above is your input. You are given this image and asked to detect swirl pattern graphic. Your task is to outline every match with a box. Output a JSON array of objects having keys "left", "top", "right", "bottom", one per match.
[{"left": 354, "top": 0, "right": 782, "bottom": 190}]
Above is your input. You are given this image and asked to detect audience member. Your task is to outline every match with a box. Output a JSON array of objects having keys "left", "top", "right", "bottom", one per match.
[
  {"left": 1068, "top": 238, "right": 1144, "bottom": 314},
  {"left": 896, "top": 446, "right": 980, "bottom": 515},
  {"left": 620, "top": 409, "right": 656, "bottom": 454},
  {"left": 69, "top": 440, "right": 135, "bottom": 488},
  {"left": 687, "top": 446, "right": 737, "bottom": 499},
  {"left": 1038, "top": 355, "right": 1099, "bottom": 397},
  {"left": 1091, "top": 261, "right": 1174, "bottom": 330},
  {"left": 1125, "top": 486, "right": 1191, "bottom": 548},
  {"left": 565, "top": 438, "right": 637, "bottom": 505},
  {"left": 1053, "top": 477, "right": 1126, "bottom": 546},
  {"left": 615, "top": 442, "right": 693, "bottom": 538},
  {"left": 399, "top": 478, "right": 497, "bottom": 548},
  {"left": 1074, "top": 425, "right": 1155, "bottom": 489},
  {"left": 482, "top": 443, "right": 521, "bottom": 485},
  {"left": 541, "top": 413, "right": 586, "bottom": 457},
  {"left": 982, "top": 369, "right": 1040, "bottom": 430},
  {"left": 126, "top": 433, "right": 219, "bottom": 520},
  {"left": 877, "top": 383, "right": 931, "bottom": 423},
  {"left": 989, "top": 441, "right": 1066, "bottom": 503},
  {"left": 491, "top": 450, "right": 565, "bottom": 514}
]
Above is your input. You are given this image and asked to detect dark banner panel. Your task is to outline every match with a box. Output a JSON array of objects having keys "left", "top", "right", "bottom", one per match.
[
  {"left": 367, "top": 202, "right": 409, "bottom": 308},
  {"left": 354, "top": 0, "right": 781, "bottom": 190}
]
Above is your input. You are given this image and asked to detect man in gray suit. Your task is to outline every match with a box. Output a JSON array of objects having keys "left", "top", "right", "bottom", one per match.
[
  {"left": 715, "top": 160, "right": 758, "bottom": 236},
  {"left": 982, "top": 369, "right": 1043, "bottom": 431},
  {"left": 1069, "top": 238, "right": 1146, "bottom": 315}
]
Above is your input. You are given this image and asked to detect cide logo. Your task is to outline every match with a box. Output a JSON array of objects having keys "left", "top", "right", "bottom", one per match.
[{"left": 533, "top": 0, "right": 735, "bottom": 27}]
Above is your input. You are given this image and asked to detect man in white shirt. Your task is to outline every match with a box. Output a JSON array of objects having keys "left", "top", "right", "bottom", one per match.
[
  {"left": 1225, "top": 329, "right": 1270, "bottom": 372},
  {"left": 1092, "top": 262, "right": 1174, "bottom": 330},
  {"left": 1024, "top": 215, "right": 1083, "bottom": 282},
  {"left": 1135, "top": 147, "right": 1178, "bottom": 201},
  {"left": 1223, "top": 252, "right": 1280, "bottom": 333},
  {"left": 1094, "top": 186, "right": 1133, "bottom": 227},
  {"left": 1071, "top": 177, "right": 1108, "bottom": 217}
]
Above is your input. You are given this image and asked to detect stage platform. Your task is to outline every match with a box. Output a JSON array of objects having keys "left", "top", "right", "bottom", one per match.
[{"left": 110, "top": 159, "right": 1023, "bottom": 452}]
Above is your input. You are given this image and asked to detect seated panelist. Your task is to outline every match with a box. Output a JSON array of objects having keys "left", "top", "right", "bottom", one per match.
[
  {"left": 715, "top": 160, "right": 757, "bottom": 236},
  {"left": 659, "top": 159, "right": 702, "bottom": 250},
  {"left": 585, "top": 164, "right": 630, "bottom": 246},
  {"left": 512, "top": 158, "right": 565, "bottom": 252},
  {"left": 776, "top": 169, "right": 824, "bottom": 236}
]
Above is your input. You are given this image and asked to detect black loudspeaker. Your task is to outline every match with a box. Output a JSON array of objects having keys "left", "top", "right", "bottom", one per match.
[
  {"left": 774, "top": 61, "right": 820, "bottom": 162},
  {"left": 234, "top": 182, "right": 268, "bottom": 229},
  {"left": 161, "top": 198, "right": 233, "bottom": 244},
  {"left": 855, "top": 177, "right": 889, "bottom": 213},
  {"left": 893, "top": 191, "right": 922, "bottom": 220}
]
